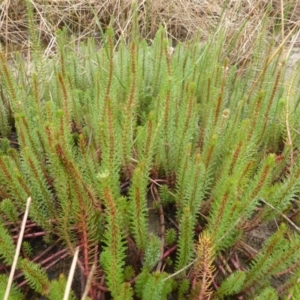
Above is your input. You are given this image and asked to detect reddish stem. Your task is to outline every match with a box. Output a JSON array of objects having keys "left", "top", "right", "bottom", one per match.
[
  {"left": 13, "top": 231, "right": 45, "bottom": 239},
  {"left": 162, "top": 245, "right": 177, "bottom": 259}
]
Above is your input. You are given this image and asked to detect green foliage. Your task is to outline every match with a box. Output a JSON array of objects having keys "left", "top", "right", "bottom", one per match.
[
  {"left": 124, "top": 266, "right": 135, "bottom": 281},
  {"left": 175, "top": 207, "right": 195, "bottom": 272},
  {"left": 98, "top": 173, "right": 127, "bottom": 298},
  {"left": 20, "top": 258, "right": 50, "bottom": 296},
  {"left": 129, "top": 162, "right": 149, "bottom": 251},
  {"left": 175, "top": 147, "right": 207, "bottom": 217},
  {"left": 0, "top": 138, "right": 11, "bottom": 154},
  {"left": 135, "top": 271, "right": 173, "bottom": 300},
  {"left": 285, "top": 270, "right": 300, "bottom": 299},
  {"left": 22, "top": 241, "right": 33, "bottom": 258},
  {"left": 0, "top": 222, "right": 15, "bottom": 265},
  {"left": 0, "top": 198, "right": 18, "bottom": 224},
  {"left": 0, "top": 10, "right": 300, "bottom": 299},
  {"left": 0, "top": 275, "right": 23, "bottom": 300},
  {"left": 253, "top": 287, "right": 278, "bottom": 300},
  {"left": 214, "top": 271, "right": 246, "bottom": 299},
  {"left": 49, "top": 274, "right": 76, "bottom": 300},
  {"left": 177, "top": 278, "right": 190, "bottom": 300},
  {"left": 143, "top": 233, "right": 161, "bottom": 270},
  {"left": 114, "top": 283, "right": 134, "bottom": 300},
  {"left": 135, "top": 269, "right": 151, "bottom": 298},
  {"left": 159, "top": 184, "right": 175, "bottom": 205},
  {"left": 244, "top": 224, "right": 300, "bottom": 294},
  {"left": 165, "top": 228, "right": 177, "bottom": 246}
]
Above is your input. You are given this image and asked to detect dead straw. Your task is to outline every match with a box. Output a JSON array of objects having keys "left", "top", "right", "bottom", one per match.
[
  {"left": 63, "top": 246, "right": 80, "bottom": 300},
  {"left": 4, "top": 197, "right": 32, "bottom": 300}
]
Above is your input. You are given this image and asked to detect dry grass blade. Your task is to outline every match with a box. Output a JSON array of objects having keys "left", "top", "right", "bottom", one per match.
[
  {"left": 4, "top": 197, "right": 32, "bottom": 300},
  {"left": 81, "top": 261, "right": 97, "bottom": 300},
  {"left": 63, "top": 246, "right": 79, "bottom": 300},
  {"left": 259, "top": 199, "right": 300, "bottom": 234}
]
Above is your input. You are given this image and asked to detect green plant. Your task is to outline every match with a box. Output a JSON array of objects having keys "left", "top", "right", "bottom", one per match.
[{"left": 1, "top": 3, "right": 300, "bottom": 298}]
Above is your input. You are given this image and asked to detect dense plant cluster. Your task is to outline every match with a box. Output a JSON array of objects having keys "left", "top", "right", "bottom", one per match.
[{"left": 0, "top": 6, "right": 300, "bottom": 299}]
